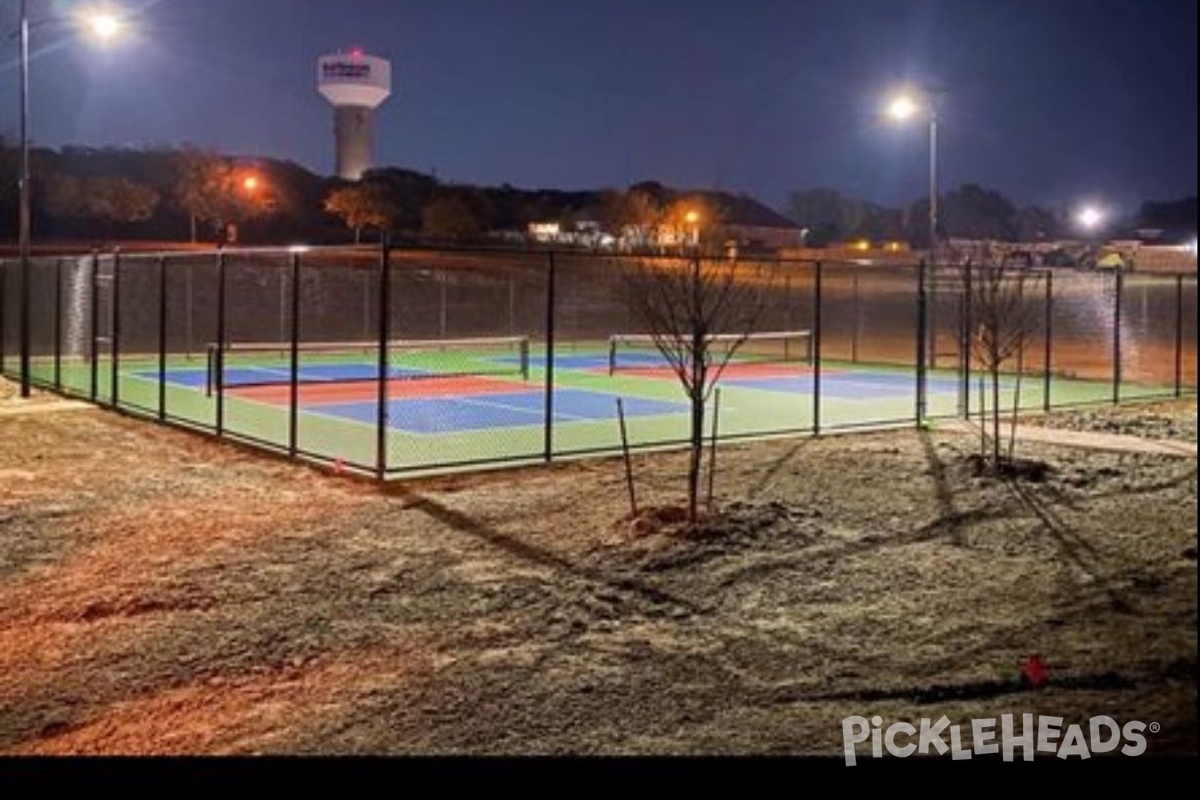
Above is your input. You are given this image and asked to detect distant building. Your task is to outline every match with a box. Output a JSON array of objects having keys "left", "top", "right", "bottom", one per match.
[
  {"left": 712, "top": 194, "right": 805, "bottom": 251},
  {"left": 527, "top": 220, "right": 614, "bottom": 249}
]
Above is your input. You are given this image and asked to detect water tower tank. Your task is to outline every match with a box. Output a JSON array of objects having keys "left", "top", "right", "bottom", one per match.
[{"left": 318, "top": 51, "right": 392, "bottom": 181}]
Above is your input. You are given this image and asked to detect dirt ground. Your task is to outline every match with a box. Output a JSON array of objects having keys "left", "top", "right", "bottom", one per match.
[{"left": 0, "top": 378, "right": 1195, "bottom": 757}]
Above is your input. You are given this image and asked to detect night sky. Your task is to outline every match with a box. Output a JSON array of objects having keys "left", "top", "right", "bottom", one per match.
[{"left": 4, "top": 0, "right": 1197, "bottom": 212}]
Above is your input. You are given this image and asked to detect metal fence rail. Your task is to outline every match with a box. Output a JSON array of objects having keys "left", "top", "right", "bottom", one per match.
[{"left": 1, "top": 245, "right": 1195, "bottom": 479}]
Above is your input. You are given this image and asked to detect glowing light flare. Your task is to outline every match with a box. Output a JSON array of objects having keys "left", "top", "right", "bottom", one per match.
[
  {"left": 1076, "top": 206, "right": 1104, "bottom": 230},
  {"left": 81, "top": 10, "right": 123, "bottom": 42},
  {"left": 887, "top": 95, "right": 919, "bottom": 121},
  {"left": 684, "top": 211, "right": 699, "bottom": 225},
  {"left": 242, "top": 175, "right": 260, "bottom": 193}
]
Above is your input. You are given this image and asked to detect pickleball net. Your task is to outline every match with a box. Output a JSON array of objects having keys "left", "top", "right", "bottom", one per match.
[
  {"left": 206, "top": 335, "right": 531, "bottom": 395},
  {"left": 606, "top": 329, "right": 814, "bottom": 376}
]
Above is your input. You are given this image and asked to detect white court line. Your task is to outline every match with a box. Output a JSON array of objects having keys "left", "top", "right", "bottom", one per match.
[{"left": 451, "top": 393, "right": 593, "bottom": 423}]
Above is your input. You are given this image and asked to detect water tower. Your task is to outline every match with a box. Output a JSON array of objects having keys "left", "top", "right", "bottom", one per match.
[{"left": 317, "top": 50, "right": 392, "bottom": 180}]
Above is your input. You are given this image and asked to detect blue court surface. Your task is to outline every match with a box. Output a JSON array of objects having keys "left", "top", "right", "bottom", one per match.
[
  {"left": 143, "top": 363, "right": 436, "bottom": 389},
  {"left": 310, "top": 388, "right": 688, "bottom": 434}
]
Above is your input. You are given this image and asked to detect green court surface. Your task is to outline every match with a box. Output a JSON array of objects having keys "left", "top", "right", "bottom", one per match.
[{"left": 23, "top": 339, "right": 1184, "bottom": 478}]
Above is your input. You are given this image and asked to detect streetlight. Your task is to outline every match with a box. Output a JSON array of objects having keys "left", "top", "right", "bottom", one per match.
[
  {"left": 15, "top": 1, "right": 127, "bottom": 396},
  {"left": 1074, "top": 205, "right": 1107, "bottom": 270},
  {"left": 85, "top": 12, "right": 122, "bottom": 41},
  {"left": 1076, "top": 205, "right": 1105, "bottom": 231},
  {"left": 885, "top": 87, "right": 942, "bottom": 258},
  {"left": 885, "top": 86, "right": 944, "bottom": 420}
]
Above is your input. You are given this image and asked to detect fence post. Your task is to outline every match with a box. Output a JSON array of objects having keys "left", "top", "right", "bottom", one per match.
[
  {"left": 1112, "top": 271, "right": 1122, "bottom": 405},
  {"left": 543, "top": 251, "right": 557, "bottom": 463},
  {"left": 0, "top": 262, "right": 6, "bottom": 374},
  {"left": 851, "top": 269, "right": 860, "bottom": 364},
  {"left": 1043, "top": 270, "right": 1053, "bottom": 412},
  {"left": 508, "top": 273, "right": 517, "bottom": 337},
  {"left": 376, "top": 241, "right": 391, "bottom": 479},
  {"left": 783, "top": 274, "right": 793, "bottom": 331},
  {"left": 110, "top": 249, "right": 122, "bottom": 408},
  {"left": 215, "top": 247, "right": 227, "bottom": 435},
  {"left": 89, "top": 249, "right": 99, "bottom": 402},
  {"left": 1174, "top": 274, "right": 1183, "bottom": 397},
  {"left": 915, "top": 259, "right": 928, "bottom": 425},
  {"left": 19, "top": 247, "right": 29, "bottom": 397},
  {"left": 53, "top": 257, "right": 62, "bottom": 390},
  {"left": 289, "top": 250, "right": 301, "bottom": 457},
  {"left": 157, "top": 255, "right": 167, "bottom": 420},
  {"left": 185, "top": 260, "right": 194, "bottom": 360},
  {"left": 960, "top": 263, "right": 972, "bottom": 418},
  {"left": 438, "top": 271, "right": 448, "bottom": 337},
  {"left": 812, "top": 261, "right": 822, "bottom": 436}
]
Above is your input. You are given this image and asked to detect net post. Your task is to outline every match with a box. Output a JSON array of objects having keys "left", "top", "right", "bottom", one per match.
[
  {"left": 1043, "top": 270, "right": 1053, "bottom": 412},
  {"left": 1174, "top": 274, "right": 1183, "bottom": 397},
  {"left": 215, "top": 246, "right": 227, "bottom": 436},
  {"left": 89, "top": 249, "right": 99, "bottom": 402},
  {"left": 157, "top": 255, "right": 167, "bottom": 420},
  {"left": 543, "top": 251, "right": 557, "bottom": 463},
  {"left": 519, "top": 336, "right": 530, "bottom": 381},
  {"left": 1112, "top": 270, "right": 1122, "bottom": 405},
  {"left": 110, "top": 248, "right": 121, "bottom": 408},
  {"left": 607, "top": 334, "right": 617, "bottom": 376},
  {"left": 53, "top": 257, "right": 62, "bottom": 390},
  {"left": 812, "top": 261, "right": 822, "bottom": 436},
  {"left": 289, "top": 249, "right": 301, "bottom": 457},
  {"left": 376, "top": 240, "right": 391, "bottom": 479}
]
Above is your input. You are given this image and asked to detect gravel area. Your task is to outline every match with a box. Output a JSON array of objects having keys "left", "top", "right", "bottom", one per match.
[{"left": 1, "top": 382, "right": 1195, "bottom": 756}]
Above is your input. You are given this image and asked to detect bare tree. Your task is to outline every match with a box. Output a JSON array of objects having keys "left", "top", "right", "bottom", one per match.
[
  {"left": 964, "top": 254, "right": 1042, "bottom": 471},
  {"left": 624, "top": 255, "right": 771, "bottom": 522}
]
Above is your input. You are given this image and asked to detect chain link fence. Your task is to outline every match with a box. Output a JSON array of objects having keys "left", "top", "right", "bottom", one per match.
[{"left": 2, "top": 246, "right": 1194, "bottom": 478}]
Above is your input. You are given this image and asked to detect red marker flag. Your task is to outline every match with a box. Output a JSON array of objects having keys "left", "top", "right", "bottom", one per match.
[{"left": 1020, "top": 654, "right": 1049, "bottom": 687}]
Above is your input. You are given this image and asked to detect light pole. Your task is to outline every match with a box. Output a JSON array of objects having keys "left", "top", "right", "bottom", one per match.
[
  {"left": 17, "top": 0, "right": 31, "bottom": 397},
  {"left": 1075, "top": 204, "right": 1106, "bottom": 269},
  {"left": 14, "top": 1, "right": 124, "bottom": 396},
  {"left": 887, "top": 87, "right": 944, "bottom": 418},
  {"left": 886, "top": 90, "right": 942, "bottom": 261}
]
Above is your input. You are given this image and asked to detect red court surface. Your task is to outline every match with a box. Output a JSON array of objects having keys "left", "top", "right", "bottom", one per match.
[{"left": 228, "top": 375, "right": 533, "bottom": 406}]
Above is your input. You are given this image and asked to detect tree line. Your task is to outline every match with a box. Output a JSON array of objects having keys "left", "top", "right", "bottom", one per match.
[
  {"left": 1, "top": 140, "right": 1193, "bottom": 248},
  {"left": 784, "top": 185, "right": 1197, "bottom": 247}
]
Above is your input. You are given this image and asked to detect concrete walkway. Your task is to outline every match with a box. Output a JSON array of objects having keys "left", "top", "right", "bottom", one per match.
[
  {"left": 938, "top": 419, "right": 1198, "bottom": 458},
  {"left": 0, "top": 400, "right": 94, "bottom": 419}
]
